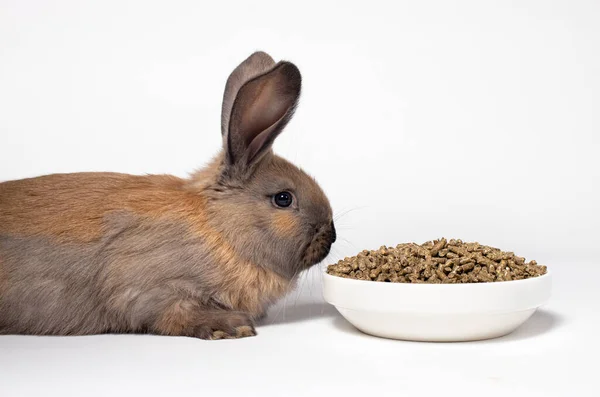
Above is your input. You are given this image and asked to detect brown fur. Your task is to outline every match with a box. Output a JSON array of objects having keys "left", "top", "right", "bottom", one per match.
[
  {"left": 0, "top": 173, "right": 193, "bottom": 243},
  {"left": 154, "top": 300, "right": 198, "bottom": 335},
  {"left": 0, "top": 51, "right": 334, "bottom": 339},
  {"left": 272, "top": 212, "right": 299, "bottom": 238}
]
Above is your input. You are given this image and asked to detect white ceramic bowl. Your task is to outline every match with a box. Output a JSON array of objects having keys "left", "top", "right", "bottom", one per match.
[{"left": 322, "top": 271, "right": 551, "bottom": 342}]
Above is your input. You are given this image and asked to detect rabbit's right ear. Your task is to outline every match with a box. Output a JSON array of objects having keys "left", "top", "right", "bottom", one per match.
[{"left": 220, "top": 51, "right": 301, "bottom": 179}]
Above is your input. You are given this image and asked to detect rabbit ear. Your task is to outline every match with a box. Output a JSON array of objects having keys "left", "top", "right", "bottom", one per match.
[
  {"left": 221, "top": 51, "right": 276, "bottom": 137},
  {"left": 222, "top": 54, "right": 301, "bottom": 173}
]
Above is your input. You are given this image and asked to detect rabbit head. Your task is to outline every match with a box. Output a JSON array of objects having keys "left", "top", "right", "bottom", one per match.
[{"left": 191, "top": 51, "right": 336, "bottom": 280}]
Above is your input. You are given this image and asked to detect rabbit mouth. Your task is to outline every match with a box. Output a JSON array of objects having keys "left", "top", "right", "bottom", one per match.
[
  {"left": 301, "top": 222, "right": 336, "bottom": 268},
  {"left": 301, "top": 241, "right": 331, "bottom": 269}
]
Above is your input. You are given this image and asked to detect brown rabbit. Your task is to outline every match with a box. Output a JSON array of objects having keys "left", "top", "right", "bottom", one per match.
[{"left": 0, "top": 51, "right": 335, "bottom": 340}]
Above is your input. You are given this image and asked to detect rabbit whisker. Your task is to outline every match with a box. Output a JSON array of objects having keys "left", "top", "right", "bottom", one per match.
[
  {"left": 293, "top": 269, "right": 307, "bottom": 307},
  {"left": 270, "top": 267, "right": 300, "bottom": 325},
  {"left": 333, "top": 206, "right": 367, "bottom": 222}
]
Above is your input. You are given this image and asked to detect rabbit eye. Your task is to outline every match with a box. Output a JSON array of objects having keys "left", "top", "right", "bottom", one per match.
[{"left": 272, "top": 191, "right": 293, "bottom": 208}]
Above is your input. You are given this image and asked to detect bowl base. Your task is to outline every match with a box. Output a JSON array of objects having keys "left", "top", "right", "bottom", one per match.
[{"left": 337, "top": 308, "right": 537, "bottom": 342}]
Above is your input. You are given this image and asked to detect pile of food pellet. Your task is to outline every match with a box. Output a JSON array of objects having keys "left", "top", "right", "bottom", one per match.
[{"left": 326, "top": 238, "right": 547, "bottom": 283}]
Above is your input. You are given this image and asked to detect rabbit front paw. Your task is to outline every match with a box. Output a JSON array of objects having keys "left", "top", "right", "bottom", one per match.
[{"left": 194, "top": 311, "right": 256, "bottom": 340}]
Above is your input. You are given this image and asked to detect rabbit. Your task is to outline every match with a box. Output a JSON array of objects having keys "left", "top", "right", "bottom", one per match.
[{"left": 0, "top": 51, "right": 336, "bottom": 340}]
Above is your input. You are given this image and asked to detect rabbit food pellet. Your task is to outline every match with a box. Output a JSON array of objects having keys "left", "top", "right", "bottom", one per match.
[{"left": 326, "top": 238, "right": 547, "bottom": 283}]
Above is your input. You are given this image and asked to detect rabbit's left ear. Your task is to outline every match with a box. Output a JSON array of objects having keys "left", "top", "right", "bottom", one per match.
[
  {"left": 221, "top": 51, "right": 276, "bottom": 137},
  {"left": 221, "top": 52, "right": 301, "bottom": 172}
]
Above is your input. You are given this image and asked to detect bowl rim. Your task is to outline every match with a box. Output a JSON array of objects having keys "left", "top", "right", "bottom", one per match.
[
  {"left": 322, "top": 269, "right": 551, "bottom": 288},
  {"left": 322, "top": 269, "right": 552, "bottom": 313}
]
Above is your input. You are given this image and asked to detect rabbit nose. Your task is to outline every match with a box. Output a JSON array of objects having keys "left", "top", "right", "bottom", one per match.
[{"left": 330, "top": 221, "right": 337, "bottom": 243}]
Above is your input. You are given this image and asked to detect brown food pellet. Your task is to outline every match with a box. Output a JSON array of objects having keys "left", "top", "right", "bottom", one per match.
[{"left": 326, "top": 238, "right": 547, "bottom": 284}]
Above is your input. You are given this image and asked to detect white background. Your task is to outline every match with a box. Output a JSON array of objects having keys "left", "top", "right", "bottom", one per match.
[{"left": 1, "top": 1, "right": 599, "bottom": 396}]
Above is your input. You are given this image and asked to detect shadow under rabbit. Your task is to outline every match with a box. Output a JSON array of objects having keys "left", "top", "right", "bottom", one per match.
[{"left": 261, "top": 301, "right": 338, "bottom": 326}]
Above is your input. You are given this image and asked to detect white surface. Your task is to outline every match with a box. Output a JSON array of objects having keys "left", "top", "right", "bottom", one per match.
[
  {"left": 0, "top": 263, "right": 598, "bottom": 397},
  {"left": 322, "top": 272, "right": 552, "bottom": 341},
  {"left": 1, "top": 0, "right": 599, "bottom": 396}
]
